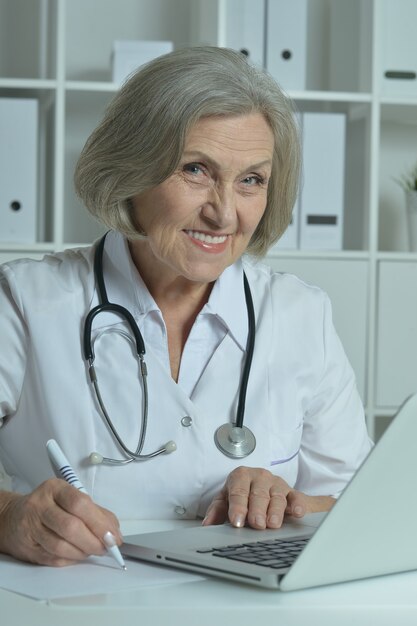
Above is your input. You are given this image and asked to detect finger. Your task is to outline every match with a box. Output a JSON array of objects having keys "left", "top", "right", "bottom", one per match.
[
  {"left": 14, "top": 535, "right": 80, "bottom": 567},
  {"left": 263, "top": 489, "right": 288, "bottom": 528},
  {"left": 224, "top": 467, "right": 253, "bottom": 528},
  {"left": 97, "top": 505, "right": 123, "bottom": 543},
  {"left": 202, "top": 492, "right": 229, "bottom": 526},
  {"left": 245, "top": 469, "right": 288, "bottom": 529},
  {"left": 39, "top": 499, "right": 106, "bottom": 559},
  {"left": 285, "top": 490, "right": 306, "bottom": 518},
  {"left": 32, "top": 521, "right": 93, "bottom": 563},
  {"left": 245, "top": 471, "right": 290, "bottom": 530},
  {"left": 246, "top": 472, "right": 277, "bottom": 529},
  {"left": 285, "top": 492, "right": 336, "bottom": 517},
  {"left": 52, "top": 483, "right": 121, "bottom": 553}
]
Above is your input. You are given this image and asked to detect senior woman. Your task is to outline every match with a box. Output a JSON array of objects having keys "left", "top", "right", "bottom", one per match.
[{"left": 0, "top": 47, "right": 371, "bottom": 566}]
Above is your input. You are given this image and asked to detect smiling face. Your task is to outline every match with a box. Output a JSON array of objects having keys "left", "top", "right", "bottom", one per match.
[{"left": 129, "top": 113, "right": 274, "bottom": 292}]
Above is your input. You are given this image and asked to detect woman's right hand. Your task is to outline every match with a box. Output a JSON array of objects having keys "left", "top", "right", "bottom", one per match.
[{"left": 0, "top": 479, "right": 122, "bottom": 566}]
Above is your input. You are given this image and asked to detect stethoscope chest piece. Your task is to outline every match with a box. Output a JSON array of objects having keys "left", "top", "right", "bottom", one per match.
[{"left": 214, "top": 423, "right": 256, "bottom": 459}]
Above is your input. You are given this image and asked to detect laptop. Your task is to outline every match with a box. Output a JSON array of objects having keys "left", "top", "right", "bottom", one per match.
[{"left": 122, "top": 393, "right": 417, "bottom": 590}]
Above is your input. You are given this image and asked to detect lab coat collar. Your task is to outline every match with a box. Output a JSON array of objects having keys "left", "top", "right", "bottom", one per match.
[
  {"left": 99, "top": 230, "right": 158, "bottom": 319},
  {"left": 98, "top": 230, "right": 248, "bottom": 350},
  {"left": 202, "top": 261, "right": 248, "bottom": 352}
]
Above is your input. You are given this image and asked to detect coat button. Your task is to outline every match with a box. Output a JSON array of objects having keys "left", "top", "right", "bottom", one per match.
[
  {"left": 174, "top": 506, "right": 187, "bottom": 516},
  {"left": 181, "top": 416, "right": 192, "bottom": 427}
]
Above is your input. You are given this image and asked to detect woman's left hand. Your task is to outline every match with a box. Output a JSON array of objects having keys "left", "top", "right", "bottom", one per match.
[{"left": 202, "top": 467, "right": 335, "bottom": 529}]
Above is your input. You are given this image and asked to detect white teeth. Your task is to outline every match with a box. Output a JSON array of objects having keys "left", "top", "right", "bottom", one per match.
[{"left": 185, "top": 230, "right": 228, "bottom": 244}]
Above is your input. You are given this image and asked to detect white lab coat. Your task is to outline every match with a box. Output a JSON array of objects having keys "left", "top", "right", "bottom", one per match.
[{"left": 0, "top": 232, "right": 372, "bottom": 520}]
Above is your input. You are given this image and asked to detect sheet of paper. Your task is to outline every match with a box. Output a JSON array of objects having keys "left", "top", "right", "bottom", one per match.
[{"left": 0, "top": 553, "right": 204, "bottom": 601}]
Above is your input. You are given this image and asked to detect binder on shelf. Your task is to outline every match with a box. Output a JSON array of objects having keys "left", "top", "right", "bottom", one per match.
[
  {"left": 112, "top": 41, "right": 173, "bottom": 85},
  {"left": 266, "top": 0, "right": 307, "bottom": 91},
  {"left": 219, "top": 0, "right": 265, "bottom": 66},
  {"left": 329, "top": 0, "right": 373, "bottom": 93},
  {"left": 191, "top": 0, "right": 265, "bottom": 68},
  {"left": 299, "top": 112, "right": 346, "bottom": 251},
  {"left": 0, "top": 98, "right": 38, "bottom": 244},
  {"left": 380, "top": 0, "right": 417, "bottom": 97}
]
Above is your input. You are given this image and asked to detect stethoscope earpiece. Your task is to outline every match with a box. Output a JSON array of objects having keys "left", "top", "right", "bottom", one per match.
[
  {"left": 89, "top": 452, "right": 104, "bottom": 465},
  {"left": 88, "top": 441, "right": 177, "bottom": 466}
]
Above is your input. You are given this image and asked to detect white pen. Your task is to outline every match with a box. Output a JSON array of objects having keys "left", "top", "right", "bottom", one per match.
[{"left": 46, "top": 438, "right": 126, "bottom": 570}]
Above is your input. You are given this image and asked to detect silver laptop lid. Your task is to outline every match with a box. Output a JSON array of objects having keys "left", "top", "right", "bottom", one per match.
[{"left": 281, "top": 393, "right": 417, "bottom": 590}]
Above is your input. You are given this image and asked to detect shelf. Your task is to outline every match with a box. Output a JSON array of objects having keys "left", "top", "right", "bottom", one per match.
[
  {"left": 0, "top": 242, "right": 56, "bottom": 252},
  {"left": 0, "top": 78, "right": 57, "bottom": 89},
  {"left": 377, "top": 252, "right": 417, "bottom": 262},
  {"left": 380, "top": 102, "right": 417, "bottom": 124},
  {"left": 0, "top": 78, "right": 122, "bottom": 94},
  {"left": 380, "top": 95, "right": 417, "bottom": 106},
  {"left": 65, "top": 81, "right": 120, "bottom": 93},
  {"left": 267, "top": 249, "right": 369, "bottom": 261},
  {"left": 289, "top": 90, "right": 372, "bottom": 103}
]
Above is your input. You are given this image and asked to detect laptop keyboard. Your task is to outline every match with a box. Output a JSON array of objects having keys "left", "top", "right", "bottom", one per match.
[{"left": 196, "top": 537, "right": 310, "bottom": 569}]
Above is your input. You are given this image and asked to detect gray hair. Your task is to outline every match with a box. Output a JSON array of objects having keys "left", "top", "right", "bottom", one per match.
[{"left": 74, "top": 46, "right": 300, "bottom": 256}]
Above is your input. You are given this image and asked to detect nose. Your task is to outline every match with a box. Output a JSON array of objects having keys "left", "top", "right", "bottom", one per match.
[{"left": 201, "top": 182, "right": 236, "bottom": 230}]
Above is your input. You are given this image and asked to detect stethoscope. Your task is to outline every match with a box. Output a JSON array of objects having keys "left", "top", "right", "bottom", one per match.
[{"left": 83, "top": 233, "right": 256, "bottom": 465}]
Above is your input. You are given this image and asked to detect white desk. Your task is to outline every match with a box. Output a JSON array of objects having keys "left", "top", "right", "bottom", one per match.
[{"left": 2, "top": 520, "right": 417, "bottom": 626}]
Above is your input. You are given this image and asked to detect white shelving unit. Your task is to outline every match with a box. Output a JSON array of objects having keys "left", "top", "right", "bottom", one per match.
[{"left": 0, "top": 0, "right": 416, "bottom": 440}]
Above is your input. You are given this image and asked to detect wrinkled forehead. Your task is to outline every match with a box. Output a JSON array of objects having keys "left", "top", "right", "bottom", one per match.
[{"left": 182, "top": 113, "right": 275, "bottom": 168}]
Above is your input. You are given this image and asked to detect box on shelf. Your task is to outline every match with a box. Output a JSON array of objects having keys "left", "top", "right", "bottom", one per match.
[
  {"left": 190, "top": 0, "right": 265, "bottom": 67},
  {"left": 266, "top": 0, "right": 307, "bottom": 91},
  {"left": 329, "top": 0, "right": 373, "bottom": 93},
  {"left": 112, "top": 40, "right": 173, "bottom": 85},
  {"left": 380, "top": 0, "right": 417, "bottom": 97},
  {"left": 0, "top": 98, "right": 38, "bottom": 243},
  {"left": 271, "top": 112, "right": 346, "bottom": 252},
  {"left": 299, "top": 112, "right": 346, "bottom": 250}
]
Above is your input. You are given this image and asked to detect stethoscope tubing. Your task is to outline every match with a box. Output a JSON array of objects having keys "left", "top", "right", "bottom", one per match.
[
  {"left": 236, "top": 274, "right": 255, "bottom": 429},
  {"left": 83, "top": 232, "right": 256, "bottom": 463},
  {"left": 83, "top": 235, "right": 145, "bottom": 363}
]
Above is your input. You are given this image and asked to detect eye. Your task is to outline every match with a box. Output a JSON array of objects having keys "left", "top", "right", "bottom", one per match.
[
  {"left": 183, "top": 162, "right": 205, "bottom": 176},
  {"left": 242, "top": 174, "right": 266, "bottom": 187}
]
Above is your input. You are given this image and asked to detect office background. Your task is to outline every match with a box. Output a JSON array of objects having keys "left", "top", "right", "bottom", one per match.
[{"left": 0, "top": 0, "right": 416, "bottom": 457}]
